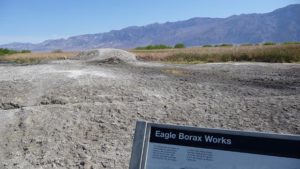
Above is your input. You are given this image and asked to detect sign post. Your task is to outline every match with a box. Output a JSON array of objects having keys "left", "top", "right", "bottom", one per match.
[{"left": 129, "top": 121, "right": 300, "bottom": 169}]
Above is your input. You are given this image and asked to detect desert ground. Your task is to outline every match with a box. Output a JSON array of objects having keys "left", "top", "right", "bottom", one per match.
[{"left": 0, "top": 49, "right": 299, "bottom": 169}]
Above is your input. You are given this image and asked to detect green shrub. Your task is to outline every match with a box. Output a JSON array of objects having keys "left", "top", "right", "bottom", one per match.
[
  {"left": 283, "top": 42, "right": 300, "bottom": 45},
  {"left": 0, "top": 48, "right": 17, "bottom": 56},
  {"left": 202, "top": 44, "right": 213, "bottom": 47},
  {"left": 219, "top": 44, "right": 234, "bottom": 47},
  {"left": 174, "top": 43, "right": 185, "bottom": 48},
  {"left": 135, "top": 44, "right": 172, "bottom": 50},
  {"left": 263, "top": 42, "right": 276, "bottom": 45},
  {"left": 0, "top": 48, "right": 31, "bottom": 56}
]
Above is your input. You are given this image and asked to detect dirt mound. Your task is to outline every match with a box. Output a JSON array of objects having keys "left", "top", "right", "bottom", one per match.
[{"left": 76, "top": 48, "right": 137, "bottom": 64}]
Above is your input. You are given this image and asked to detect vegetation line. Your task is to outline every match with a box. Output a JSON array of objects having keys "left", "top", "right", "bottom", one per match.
[
  {"left": 0, "top": 48, "right": 31, "bottom": 56},
  {"left": 132, "top": 44, "right": 300, "bottom": 64},
  {"left": 135, "top": 43, "right": 185, "bottom": 50},
  {"left": 0, "top": 48, "right": 78, "bottom": 64}
]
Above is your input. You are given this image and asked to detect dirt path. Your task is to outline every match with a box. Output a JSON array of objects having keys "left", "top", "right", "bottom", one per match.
[{"left": 0, "top": 58, "right": 299, "bottom": 168}]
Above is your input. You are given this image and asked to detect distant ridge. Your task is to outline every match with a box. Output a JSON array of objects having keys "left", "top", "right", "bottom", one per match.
[{"left": 1, "top": 4, "right": 300, "bottom": 51}]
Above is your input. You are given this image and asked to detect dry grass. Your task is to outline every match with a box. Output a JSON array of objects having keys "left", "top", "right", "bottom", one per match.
[
  {"left": 131, "top": 44, "right": 300, "bottom": 63},
  {"left": 1, "top": 45, "right": 299, "bottom": 64},
  {"left": 0, "top": 52, "right": 79, "bottom": 64}
]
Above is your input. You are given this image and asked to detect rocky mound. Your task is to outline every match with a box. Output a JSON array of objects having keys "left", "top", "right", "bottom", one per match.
[{"left": 76, "top": 48, "right": 137, "bottom": 64}]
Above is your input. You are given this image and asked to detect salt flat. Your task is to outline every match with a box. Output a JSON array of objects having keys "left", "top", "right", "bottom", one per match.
[{"left": 0, "top": 49, "right": 299, "bottom": 169}]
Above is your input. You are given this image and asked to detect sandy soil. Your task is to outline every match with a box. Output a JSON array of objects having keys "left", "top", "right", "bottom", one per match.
[{"left": 0, "top": 50, "right": 299, "bottom": 168}]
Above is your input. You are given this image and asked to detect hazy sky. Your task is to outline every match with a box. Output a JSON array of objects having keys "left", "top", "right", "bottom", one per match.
[{"left": 0, "top": 0, "right": 298, "bottom": 44}]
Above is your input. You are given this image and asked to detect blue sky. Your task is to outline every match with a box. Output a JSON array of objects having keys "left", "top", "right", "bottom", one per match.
[{"left": 0, "top": 0, "right": 298, "bottom": 44}]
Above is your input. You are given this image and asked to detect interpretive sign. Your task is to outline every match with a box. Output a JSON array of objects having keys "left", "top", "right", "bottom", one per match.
[{"left": 129, "top": 121, "right": 300, "bottom": 169}]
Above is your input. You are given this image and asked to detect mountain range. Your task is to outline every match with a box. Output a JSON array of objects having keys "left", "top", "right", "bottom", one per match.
[{"left": 1, "top": 4, "right": 300, "bottom": 51}]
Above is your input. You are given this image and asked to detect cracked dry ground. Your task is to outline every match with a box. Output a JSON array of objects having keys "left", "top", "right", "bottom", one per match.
[{"left": 0, "top": 61, "right": 299, "bottom": 169}]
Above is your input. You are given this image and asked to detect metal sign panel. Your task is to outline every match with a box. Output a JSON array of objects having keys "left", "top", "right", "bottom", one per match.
[{"left": 129, "top": 121, "right": 300, "bottom": 169}]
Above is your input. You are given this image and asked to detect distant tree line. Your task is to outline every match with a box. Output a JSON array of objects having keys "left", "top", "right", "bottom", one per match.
[
  {"left": 135, "top": 43, "right": 185, "bottom": 50},
  {"left": 202, "top": 41, "right": 300, "bottom": 47},
  {"left": 135, "top": 41, "right": 300, "bottom": 50},
  {"left": 0, "top": 48, "right": 31, "bottom": 56}
]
